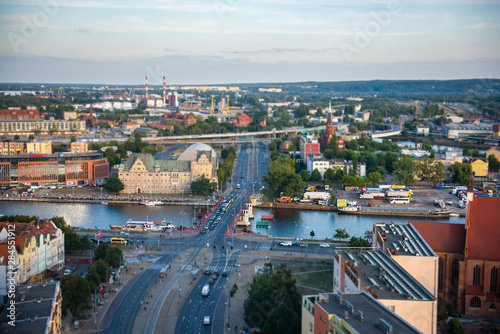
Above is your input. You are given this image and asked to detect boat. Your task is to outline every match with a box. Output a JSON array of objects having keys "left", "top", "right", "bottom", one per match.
[
  {"left": 110, "top": 225, "right": 123, "bottom": 230},
  {"left": 338, "top": 205, "right": 361, "bottom": 212},
  {"left": 101, "top": 201, "right": 108, "bottom": 205},
  {"left": 449, "top": 213, "right": 460, "bottom": 217},
  {"left": 140, "top": 200, "right": 162, "bottom": 206},
  {"left": 120, "top": 219, "right": 175, "bottom": 231}
]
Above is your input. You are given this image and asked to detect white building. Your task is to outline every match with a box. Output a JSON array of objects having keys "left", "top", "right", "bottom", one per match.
[
  {"left": 306, "top": 154, "right": 332, "bottom": 178},
  {"left": 444, "top": 123, "right": 493, "bottom": 139},
  {"left": 416, "top": 126, "right": 430, "bottom": 136},
  {"left": 346, "top": 161, "right": 366, "bottom": 177}
]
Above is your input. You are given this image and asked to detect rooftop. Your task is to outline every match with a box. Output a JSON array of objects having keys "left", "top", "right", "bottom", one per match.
[
  {"left": 374, "top": 223, "right": 436, "bottom": 257},
  {"left": 466, "top": 196, "right": 500, "bottom": 261},
  {"left": 337, "top": 250, "right": 435, "bottom": 301},
  {"left": 410, "top": 221, "right": 466, "bottom": 254},
  {"left": 308, "top": 292, "right": 421, "bottom": 333}
]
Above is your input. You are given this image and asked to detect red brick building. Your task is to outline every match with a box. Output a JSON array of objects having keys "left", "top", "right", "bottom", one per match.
[
  {"left": 412, "top": 194, "right": 500, "bottom": 316},
  {"left": 149, "top": 122, "right": 174, "bottom": 130},
  {"left": 232, "top": 114, "right": 253, "bottom": 127},
  {"left": 0, "top": 109, "right": 40, "bottom": 121},
  {"left": 163, "top": 112, "right": 197, "bottom": 126}
]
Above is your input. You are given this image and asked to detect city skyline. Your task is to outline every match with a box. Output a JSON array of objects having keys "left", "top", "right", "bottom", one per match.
[{"left": 1, "top": 0, "right": 500, "bottom": 84}]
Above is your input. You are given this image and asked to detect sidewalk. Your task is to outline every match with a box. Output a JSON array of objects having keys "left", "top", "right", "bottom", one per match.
[{"left": 61, "top": 250, "right": 155, "bottom": 333}]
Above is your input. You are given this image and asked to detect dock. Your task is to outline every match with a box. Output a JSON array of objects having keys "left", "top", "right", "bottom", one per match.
[{"left": 0, "top": 197, "right": 211, "bottom": 206}]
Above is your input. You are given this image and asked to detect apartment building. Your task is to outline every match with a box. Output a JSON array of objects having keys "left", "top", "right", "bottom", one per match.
[{"left": 300, "top": 135, "right": 320, "bottom": 164}]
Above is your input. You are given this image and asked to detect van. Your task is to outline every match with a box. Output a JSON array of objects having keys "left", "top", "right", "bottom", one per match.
[
  {"left": 202, "top": 284, "right": 210, "bottom": 296},
  {"left": 110, "top": 238, "right": 127, "bottom": 245}
]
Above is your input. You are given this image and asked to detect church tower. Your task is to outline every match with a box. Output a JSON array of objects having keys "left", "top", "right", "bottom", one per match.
[
  {"left": 465, "top": 174, "right": 474, "bottom": 229},
  {"left": 326, "top": 100, "right": 333, "bottom": 143}
]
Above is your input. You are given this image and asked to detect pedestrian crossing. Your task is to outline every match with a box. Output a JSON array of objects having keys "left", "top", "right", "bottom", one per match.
[{"left": 148, "top": 263, "right": 165, "bottom": 270}]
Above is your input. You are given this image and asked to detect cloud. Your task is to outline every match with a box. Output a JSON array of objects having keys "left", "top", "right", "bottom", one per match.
[
  {"left": 222, "top": 47, "right": 332, "bottom": 54},
  {"left": 466, "top": 23, "right": 486, "bottom": 29},
  {"left": 163, "top": 48, "right": 179, "bottom": 52},
  {"left": 74, "top": 28, "right": 90, "bottom": 33}
]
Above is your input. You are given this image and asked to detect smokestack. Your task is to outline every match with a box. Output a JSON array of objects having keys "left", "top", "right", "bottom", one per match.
[
  {"left": 163, "top": 76, "right": 166, "bottom": 106},
  {"left": 145, "top": 76, "right": 149, "bottom": 101}
]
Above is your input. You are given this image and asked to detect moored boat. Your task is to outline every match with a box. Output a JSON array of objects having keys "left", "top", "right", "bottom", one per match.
[{"left": 140, "top": 200, "right": 162, "bottom": 206}]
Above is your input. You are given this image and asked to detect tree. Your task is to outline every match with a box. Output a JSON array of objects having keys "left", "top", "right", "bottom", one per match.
[
  {"left": 70, "top": 135, "right": 77, "bottom": 142},
  {"left": 191, "top": 176, "right": 217, "bottom": 195},
  {"left": 134, "top": 132, "right": 143, "bottom": 152},
  {"left": 14, "top": 135, "right": 20, "bottom": 140},
  {"left": 85, "top": 266, "right": 101, "bottom": 291},
  {"left": 92, "top": 258, "right": 111, "bottom": 283},
  {"left": 310, "top": 230, "right": 315, "bottom": 239},
  {"left": 347, "top": 236, "right": 371, "bottom": 247},
  {"left": 61, "top": 274, "right": 91, "bottom": 320},
  {"left": 334, "top": 228, "right": 350, "bottom": 241},
  {"left": 311, "top": 169, "right": 322, "bottom": 181},
  {"left": 51, "top": 216, "right": 81, "bottom": 251},
  {"left": 105, "top": 246, "right": 122, "bottom": 268},
  {"left": 448, "top": 318, "right": 466, "bottom": 334},
  {"left": 367, "top": 171, "right": 382, "bottom": 185},
  {"left": 269, "top": 142, "right": 277, "bottom": 151},
  {"left": 488, "top": 154, "right": 500, "bottom": 172},
  {"left": 323, "top": 148, "right": 333, "bottom": 159},
  {"left": 384, "top": 152, "right": 398, "bottom": 173},
  {"left": 29, "top": 134, "right": 35, "bottom": 140},
  {"left": 300, "top": 170, "right": 309, "bottom": 182},
  {"left": 263, "top": 157, "right": 305, "bottom": 199},
  {"left": 431, "top": 161, "right": 445, "bottom": 185},
  {"left": 94, "top": 242, "right": 110, "bottom": 262},
  {"left": 244, "top": 270, "right": 301, "bottom": 332},
  {"left": 104, "top": 177, "right": 125, "bottom": 193},
  {"left": 324, "top": 168, "right": 335, "bottom": 183},
  {"left": 393, "top": 155, "right": 417, "bottom": 186},
  {"left": 449, "top": 162, "right": 472, "bottom": 185}
]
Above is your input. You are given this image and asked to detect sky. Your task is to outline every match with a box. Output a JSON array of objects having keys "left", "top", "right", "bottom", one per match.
[{"left": 0, "top": 0, "right": 499, "bottom": 85}]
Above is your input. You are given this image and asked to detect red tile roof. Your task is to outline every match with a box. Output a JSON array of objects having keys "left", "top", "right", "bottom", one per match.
[
  {"left": 410, "top": 221, "right": 466, "bottom": 254},
  {"left": 466, "top": 197, "right": 500, "bottom": 261}
]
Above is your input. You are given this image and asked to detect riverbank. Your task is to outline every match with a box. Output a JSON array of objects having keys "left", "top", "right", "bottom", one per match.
[
  {"left": 0, "top": 196, "right": 211, "bottom": 206},
  {"left": 256, "top": 202, "right": 335, "bottom": 211}
]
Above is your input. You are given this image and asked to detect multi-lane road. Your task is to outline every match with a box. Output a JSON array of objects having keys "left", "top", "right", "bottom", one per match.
[{"left": 97, "top": 142, "right": 269, "bottom": 334}]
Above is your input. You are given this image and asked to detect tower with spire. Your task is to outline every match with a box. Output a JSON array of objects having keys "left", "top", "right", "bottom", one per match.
[{"left": 326, "top": 100, "right": 334, "bottom": 143}]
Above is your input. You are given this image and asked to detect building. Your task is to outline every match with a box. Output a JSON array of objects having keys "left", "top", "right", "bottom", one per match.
[
  {"left": 300, "top": 135, "right": 320, "bottom": 164},
  {"left": 468, "top": 158, "right": 488, "bottom": 177},
  {"left": 307, "top": 154, "right": 331, "bottom": 178},
  {"left": 63, "top": 111, "right": 78, "bottom": 120},
  {"left": 0, "top": 120, "right": 86, "bottom": 136},
  {"left": 134, "top": 127, "right": 159, "bottom": 137},
  {"left": 346, "top": 161, "right": 366, "bottom": 177},
  {"left": 0, "top": 220, "right": 64, "bottom": 285},
  {"left": 302, "top": 292, "right": 421, "bottom": 334},
  {"left": 163, "top": 112, "right": 197, "bottom": 126},
  {"left": 26, "top": 139, "right": 52, "bottom": 154},
  {"left": 333, "top": 248, "right": 437, "bottom": 334},
  {"left": 410, "top": 181, "right": 500, "bottom": 316},
  {"left": 232, "top": 114, "right": 253, "bottom": 127},
  {"left": 70, "top": 141, "right": 89, "bottom": 153},
  {"left": 493, "top": 124, "right": 500, "bottom": 139},
  {"left": 119, "top": 143, "right": 218, "bottom": 194},
  {"left": 0, "top": 109, "right": 40, "bottom": 121},
  {"left": 434, "top": 150, "right": 463, "bottom": 167},
  {"left": 0, "top": 152, "right": 109, "bottom": 186},
  {"left": 0, "top": 140, "right": 26, "bottom": 155},
  {"left": 486, "top": 147, "right": 500, "bottom": 161},
  {"left": 0, "top": 281, "right": 62, "bottom": 334},
  {"left": 149, "top": 122, "right": 174, "bottom": 131},
  {"left": 416, "top": 126, "right": 430, "bottom": 136},
  {"left": 122, "top": 122, "right": 141, "bottom": 132},
  {"left": 444, "top": 123, "right": 494, "bottom": 139}
]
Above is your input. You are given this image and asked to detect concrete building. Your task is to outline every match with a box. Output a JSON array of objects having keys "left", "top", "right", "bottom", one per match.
[
  {"left": 307, "top": 154, "right": 331, "bottom": 178},
  {"left": 0, "top": 220, "right": 64, "bottom": 286},
  {"left": 434, "top": 150, "right": 463, "bottom": 167},
  {"left": 0, "top": 109, "right": 40, "bottom": 121},
  {"left": 300, "top": 135, "right": 320, "bottom": 164},
  {"left": 27, "top": 140, "right": 52, "bottom": 154},
  {"left": 63, "top": 111, "right": 78, "bottom": 120},
  {"left": 346, "top": 161, "right": 366, "bottom": 178},
  {"left": 122, "top": 122, "right": 141, "bottom": 132},
  {"left": 468, "top": 158, "right": 488, "bottom": 177},
  {"left": 333, "top": 248, "right": 436, "bottom": 334},
  {"left": 0, "top": 120, "right": 86, "bottom": 136},
  {"left": 70, "top": 141, "right": 89, "bottom": 153},
  {"left": 134, "top": 127, "right": 159, "bottom": 137},
  {"left": 0, "top": 152, "right": 109, "bottom": 187},
  {"left": 416, "top": 126, "right": 430, "bottom": 136},
  {"left": 0, "top": 281, "right": 62, "bottom": 334},
  {"left": 444, "top": 123, "right": 494, "bottom": 139},
  {"left": 119, "top": 143, "right": 218, "bottom": 194},
  {"left": 302, "top": 292, "right": 421, "bottom": 334}
]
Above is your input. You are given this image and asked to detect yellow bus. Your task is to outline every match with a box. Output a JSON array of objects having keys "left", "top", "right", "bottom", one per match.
[{"left": 110, "top": 238, "right": 127, "bottom": 245}]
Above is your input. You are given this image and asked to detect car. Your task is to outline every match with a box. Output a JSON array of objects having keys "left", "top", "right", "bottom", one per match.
[
  {"left": 63, "top": 269, "right": 71, "bottom": 275},
  {"left": 200, "top": 229, "right": 206, "bottom": 234},
  {"left": 279, "top": 241, "right": 292, "bottom": 246},
  {"left": 292, "top": 242, "right": 300, "bottom": 246},
  {"left": 208, "top": 278, "right": 214, "bottom": 285},
  {"left": 221, "top": 271, "right": 227, "bottom": 276},
  {"left": 203, "top": 316, "right": 211, "bottom": 325},
  {"left": 212, "top": 274, "right": 218, "bottom": 280},
  {"left": 299, "top": 243, "right": 307, "bottom": 248},
  {"left": 204, "top": 270, "right": 211, "bottom": 275},
  {"left": 71, "top": 264, "right": 78, "bottom": 272},
  {"left": 213, "top": 271, "right": 219, "bottom": 277}
]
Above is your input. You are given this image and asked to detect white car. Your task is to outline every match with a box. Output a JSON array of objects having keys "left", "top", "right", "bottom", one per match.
[
  {"left": 63, "top": 269, "right": 71, "bottom": 275},
  {"left": 280, "top": 241, "right": 292, "bottom": 246},
  {"left": 203, "top": 316, "right": 211, "bottom": 325},
  {"left": 319, "top": 243, "right": 330, "bottom": 248}
]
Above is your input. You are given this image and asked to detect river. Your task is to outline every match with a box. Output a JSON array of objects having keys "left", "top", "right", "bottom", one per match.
[{"left": 0, "top": 202, "right": 465, "bottom": 239}]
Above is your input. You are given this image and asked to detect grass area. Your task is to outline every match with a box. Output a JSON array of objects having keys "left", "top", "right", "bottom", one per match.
[
  {"left": 288, "top": 264, "right": 334, "bottom": 295},
  {"left": 260, "top": 187, "right": 274, "bottom": 202}
]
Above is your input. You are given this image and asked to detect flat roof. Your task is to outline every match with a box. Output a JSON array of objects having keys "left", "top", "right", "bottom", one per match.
[
  {"left": 374, "top": 223, "right": 436, "bottom": 257},
  {"left": 337, "top": 250, "right": 435, "bottom": 301},
  {"left": 312, "top": 292, "right": 421, "bottom": 333}
]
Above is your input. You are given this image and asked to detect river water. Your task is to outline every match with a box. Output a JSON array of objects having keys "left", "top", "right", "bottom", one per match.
[{"left": 0, "top": 202, "right": 465, "bottom": 239}]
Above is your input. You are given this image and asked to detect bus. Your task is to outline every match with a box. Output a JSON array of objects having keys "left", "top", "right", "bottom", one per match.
[
  {"left": 390, "top": 198, "right": 410, "bottom": 204},
  {"left": 110, "top": 238, "right": 127, "bottom": 245}
]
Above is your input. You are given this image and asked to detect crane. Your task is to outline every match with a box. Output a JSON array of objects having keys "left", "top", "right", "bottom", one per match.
[
  {"left": 210, "top": 96, "right": 215, "bottom": 114},
  {"left": 225, "top": 95, "right": 230, "bottom": 114}
]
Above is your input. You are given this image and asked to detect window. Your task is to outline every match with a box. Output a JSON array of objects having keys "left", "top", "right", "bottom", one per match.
[
  {"left": 490, "top": 303, "right": 497, "bottom": 310},
  {"left": 473, "top": 265, "right": 481, "bottom": 286},
  {"left": 452, "top": 258, "right": 460, "bottom": 292},
  {"left": 438, "top": 257, "right": 444, "bottom": 291},
  {"left": 491, "top": 267, "right": 498, "bottom": 293},
  {"left": 470, "top": 296, "right": 481, "bottom": 309}
]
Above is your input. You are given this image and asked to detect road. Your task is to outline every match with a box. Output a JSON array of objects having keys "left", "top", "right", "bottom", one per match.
[{"left": 174, "top": 142, "right": 269, "bottom": 334}]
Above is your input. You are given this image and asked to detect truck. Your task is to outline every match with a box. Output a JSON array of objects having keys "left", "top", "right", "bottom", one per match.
[
  {"left": 202, "top": 284, "right": 210, "bottom": 296},
  {"left": 360, "top": 187, "right": 383, "bottom": 193},
  {"left": 336, "top": 199, "right": 348, "bottom": 208},
  {"left": 303, "top": 192, "right": 330, "bottom": 201},
  {"left": 277, "top": 196, "right": 292, "bottom": 203},
  {"left": 386, "top": 190, "right": 411, "bottom": 198},
  {"left": 452, "top": 186, "right": 467, "bottom": 195},
  {"left": 360, "top": 192, "right": 386, "bottom": 199}
]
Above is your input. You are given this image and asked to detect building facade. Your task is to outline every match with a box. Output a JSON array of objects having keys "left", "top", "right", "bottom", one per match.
[
  {"left": 469, "top": 158, "right": 488, "bottom": 177},
  {"left": 232, "top": 114, "right": 253, "bottom": 127},
  {"left": 0, "top": 152, "right": 109, "bottom": 186},
  {"left": 300, "top": 135, "right": 320, "bottom": 164},
  {"left": 307, "top": 154, "right": 331, "bottom": 178},
  {"left": 0, "top": 109, "right": 40, "bottom": 121},
  {"left": 26, "top": 140, "right": 52, "bottom": 154},
  {"left": 119, "top": 144, "right": 218, "bottom": 194},
  {"left": 0, "top": 120, "right": 86, "bottom": 136}
]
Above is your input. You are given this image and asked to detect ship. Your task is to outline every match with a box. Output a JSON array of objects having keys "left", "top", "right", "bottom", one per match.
[
  {"left": 337, "top": 206, "right": 450, "bottom": 218},
  {"left": 140, "top": 200, "right": 162, "bottom": 206},
  {"left": 109, "top": 219, "right": 175, "bottom": 231}
]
